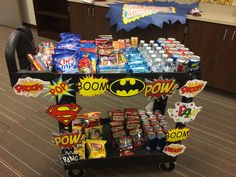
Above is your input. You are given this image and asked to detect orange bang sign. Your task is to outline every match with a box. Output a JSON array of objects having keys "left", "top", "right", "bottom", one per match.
[{"left": 144, "top": 78, "right": 178, "bottom": 98}]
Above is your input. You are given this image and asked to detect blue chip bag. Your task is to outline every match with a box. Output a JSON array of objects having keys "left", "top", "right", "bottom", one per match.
[
  {"left": 56, "top": 41, "right": 81, "bottom": 51},
  {"left": 54, "top": 48, "right": 77, "bottom": 54},
  {"left": 60, "top": 32, "right": 81, "bottom": 42},
  {"left": 52, "top": 52, "right": 79, "bottom": 73}
]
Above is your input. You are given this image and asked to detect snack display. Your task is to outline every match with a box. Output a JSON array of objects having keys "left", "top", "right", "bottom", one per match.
[{"left": 29, "top": 33, "right": 200, "bottom": 74}]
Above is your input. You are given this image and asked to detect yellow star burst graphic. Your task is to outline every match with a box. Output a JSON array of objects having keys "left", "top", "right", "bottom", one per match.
[{"left": 45, "top": 76, "right": 74, "bottom": 102}]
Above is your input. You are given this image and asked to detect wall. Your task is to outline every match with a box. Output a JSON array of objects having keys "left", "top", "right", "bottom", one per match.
[
  {"left": 0, "top": 0, "right": 22, "bottom": 28},
  {"left": 19, "top": 0, "right": 36, "bottom": 25}
]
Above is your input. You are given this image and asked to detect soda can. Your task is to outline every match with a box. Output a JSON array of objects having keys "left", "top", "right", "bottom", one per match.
[
  {"left": 144, "top": 126, "right": 154, "bottom": 133},
  {"left": 188, "top": 55, "right": 201, "bottom": 72},
  {"left": 176, "top": 57, "right": 189, "bottom": 72},
  {"left": 167, "top": 38, "right": 176, "bottom": 43},
  {"left": 184, "top": 51, "right": 194, "bottom": 56},
  {"left": 138, "top": 109, "right": 146, "bottom": 116},
  {"left": 173, "top": 40, "right": 181, "bottom": 44},
  {"left": 175, "top": 44, "right": 185, "bottom": 50},
  {"left": 146, "top": 110, "right": 153, "bottom": 116},
  {"left": 160, "top": 120, "right": 168, "bottom": 127},
  {"left": 157, "top": 115, "right": 165, "bottom": 121},
  {"left": 156, "top": 131, "right": 166, "bottom": 150},
  {"left": 145, "top": 132, "right": 157, "bottom": 151},
  {"left": 153, "top": 125, "right": 162, "bottom": 133},
  {"left": 141, "top": 115, "right": 148, "bottom": 121},
  {"left": 162, "top": 125, "right": 170, "bottom": 133}
]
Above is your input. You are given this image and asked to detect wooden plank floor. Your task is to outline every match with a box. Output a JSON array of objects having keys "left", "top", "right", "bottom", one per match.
[{"left": 0, "top": 25, "right": 236, "bottom": 177}]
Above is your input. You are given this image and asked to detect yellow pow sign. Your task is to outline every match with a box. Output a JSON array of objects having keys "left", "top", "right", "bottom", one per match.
[
  {"left": 78, "top": 76, "right": 109, "bottom": 97},
  {"left": 166, "top": 128, "right": 190, "bottom": 142}
]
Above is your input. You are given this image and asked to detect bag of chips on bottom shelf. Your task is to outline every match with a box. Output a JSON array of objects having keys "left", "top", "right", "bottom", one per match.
[
  {"left": 87, "top": 139, "right": 107, "bottom": 159},
  {"left": 73, "top": 141, "right": 86, "bottom": 160},
  {"left": 118, "top": 136, "right": 134, "bottom": 156}
]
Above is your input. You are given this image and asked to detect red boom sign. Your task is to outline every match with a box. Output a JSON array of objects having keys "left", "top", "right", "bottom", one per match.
[{"left": 46, "top": 104, "right": 82, "bottom": 125}]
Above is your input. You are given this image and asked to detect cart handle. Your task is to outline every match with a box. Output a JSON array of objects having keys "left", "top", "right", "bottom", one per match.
[{"left": 5, "top": 26, "right": 35, "bottom": 75}]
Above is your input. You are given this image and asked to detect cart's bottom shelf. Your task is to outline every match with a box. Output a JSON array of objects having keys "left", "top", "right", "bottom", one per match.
[{"left": 64, "top": 122, "right": 176, "bottom": 170}]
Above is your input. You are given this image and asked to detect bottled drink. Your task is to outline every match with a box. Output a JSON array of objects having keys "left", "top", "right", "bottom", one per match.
[
  {"left": 163, "top": 58, "right": 175, "bottom": 72},
  {"left": 152, "top": 57, "right": 163, "bottom": 72}
]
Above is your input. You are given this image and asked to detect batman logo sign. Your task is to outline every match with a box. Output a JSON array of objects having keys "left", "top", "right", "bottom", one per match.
[{"left": 110, "top": 78, "right": 145, "bottom": 97}]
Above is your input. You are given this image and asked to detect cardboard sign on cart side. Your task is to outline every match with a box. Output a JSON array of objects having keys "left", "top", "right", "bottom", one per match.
[
  {"left": 179, "top": 79, "right": 207, "bottom": 98},
  {"left": 166, "top": 128, "right": 190, "bottom": 142},
  {"left": 78, "top": 76, "right": 109, "bottom": 97},
  {"left": 45, "top": 76, "right": 75, "bottom": 101},
  {"left": 46, "top": 103, "right": 82, "bottom": 125},
  {"left": 163, "top": 144, "right": 186, "bottom": 157},
  {"left": 110, "top": 77, "right": 145, "bottom": 97},
  {"left": 144, "top": 78, "right": 178, "bottom": 98},
  {"left": 13, "top": 77, "right": 50, "bottom": 97},
  {"left": 168, "top": 102, "right": 202, "bottom": 124}
]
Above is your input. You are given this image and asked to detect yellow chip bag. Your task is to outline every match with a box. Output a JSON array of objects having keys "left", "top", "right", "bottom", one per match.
[
  {"left": 86, "top": 139, "right": 107, "bottom": 159},
  {"left": 74, "top": 141, "right": 86, "bottom": 160},
  {"left": 85, "top": 126, "right": 103, "bottom": 140}
]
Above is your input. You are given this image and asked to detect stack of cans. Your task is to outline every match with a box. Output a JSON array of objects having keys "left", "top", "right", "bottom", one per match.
[{"left": 138, "top": 109, "right": 170, "bottom": 151}]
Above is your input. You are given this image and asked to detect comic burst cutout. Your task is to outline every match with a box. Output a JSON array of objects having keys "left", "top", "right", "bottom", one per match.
[
  {"left": 13, "top": 77, "right": 50, "bottom": 97},
  {"left": 144, "top": 78, "right": 178, "bottom": 99},
  {"left": 179, "top": 79, "right": 207, "bottom": 98},
  {"left": 46, "top": 104, "right": 82, "bottom": 125},
  {"left": 168, "top": 102, "right": 202, "bottom": 124},
  {"left": 59, "top": 152, "right": 80, "bottom": 166},
  {"left": 163, "top": 144, "right": 186, "bottom": 157},
  {"left": 52, "top": 131, "right": 86, "bottom": 148},
  {"left": 166, "top": 128, "right": 190, "bottom": 142},
  {"left": 45, "top": 76, "right": 74, "bottom": 101},
  {"left": 78, "top": 76, "right": 109, "bottom": 97}
]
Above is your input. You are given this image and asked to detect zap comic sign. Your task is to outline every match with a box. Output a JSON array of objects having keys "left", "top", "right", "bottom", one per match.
[
  {"left": 13, "top": 77, "right": 50, "bottom": 97},
  {"left": 166, "top": 128, "right": 190, "bottom": 142},
  {"left": 168, "top": 102, "right": 202, "bottom": 124},
  {"left": 163, "top": 144, "right": 186, "bottom": 157},
  {"left": 46, "top": 104, "right": 82, "bottom": 125},
  {"left": 45, "top": 76, "right": 74, "bottom": 101},
  {"left": 53, "top": 132, "right": 86, "bottom": 148},
  {"left": 144, "top": 78, "right": 178, "bottom": 98},
  {"left": 78, "top": 76, "right": 109, "bottom": 97},
  {"left": 179, "top": 79, "right": 207, "bottom": 98}
]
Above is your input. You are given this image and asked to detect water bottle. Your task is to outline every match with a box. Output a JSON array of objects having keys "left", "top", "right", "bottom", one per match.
[
  {"left": 163, "top": 58, "right": 175, "bottom": 72},
  {"left": 157, "top": 50, "right": 165, "bottom": 58},
  {"left": 152, "top": 57, "right": 163, "bottom": 72}
]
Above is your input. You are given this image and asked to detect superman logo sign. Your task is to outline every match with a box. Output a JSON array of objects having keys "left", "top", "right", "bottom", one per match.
[{"left": 46, "top": 104, "right": 82, "bottom": 125}]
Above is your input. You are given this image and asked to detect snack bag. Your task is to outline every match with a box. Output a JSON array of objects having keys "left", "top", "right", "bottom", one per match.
[
  {"left": 56, "top": 41, "right": 81, "bottom": 51},
  {"left": 85, "top": 126, "right": 103, "bottom": 140},
  {"left": 87, "top": 139, "right": 107, "bottom": 159},
  {"left": 73, "top": 141, "right": 86, "bottom": 160},
  {"left": 118, "top": 136, "right": 134, "bottom": 156},
  {"left": 129, "top": 129, "right": 145, "bottom": 147},
  {"left": 54, "top": 48, "right": 77, "bottom": 54},
  {"left": 52, "top": 52, "right": 79, "bottom": 73},
  {"left": 60, "top": 32, "right": 81, "bottom": 42}
]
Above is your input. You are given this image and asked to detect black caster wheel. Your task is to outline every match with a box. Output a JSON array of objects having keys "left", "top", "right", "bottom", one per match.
[
  {"left": 158, "top": 162, "right": 176, "bottom": 171},
  {"left": 68, "top": 169, "right": 86, "bottom": 177}
]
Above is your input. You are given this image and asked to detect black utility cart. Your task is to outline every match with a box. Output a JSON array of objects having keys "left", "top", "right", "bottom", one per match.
[{"left": 5, "top": 27, "right": 198, "bottom": 177}]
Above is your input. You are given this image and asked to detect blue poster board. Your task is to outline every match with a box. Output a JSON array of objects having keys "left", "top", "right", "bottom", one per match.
[{"left": 106, "top": 2, "right": 199, "bottom": 32}]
